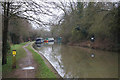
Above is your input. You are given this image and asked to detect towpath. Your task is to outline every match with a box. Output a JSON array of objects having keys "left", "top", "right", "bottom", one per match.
[{"left": 7, "top": 43, "right": 37, "bottom": 78}]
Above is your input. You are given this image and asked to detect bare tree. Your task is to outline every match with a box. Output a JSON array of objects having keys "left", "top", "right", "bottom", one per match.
[
  {"left": 1, "top": 0, "right": 58, "bottom": 65},
  {"left": 2, "top": 2, "right": 10, "bottom": 65}
]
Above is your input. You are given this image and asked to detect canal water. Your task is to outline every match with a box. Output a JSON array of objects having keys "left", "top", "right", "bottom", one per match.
[{"left": 35, "top": 42, "right": 118, "bottom": 78}]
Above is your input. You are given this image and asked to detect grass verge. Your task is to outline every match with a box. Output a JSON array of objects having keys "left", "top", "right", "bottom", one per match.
[
  {"left": 26, "top": 43, "right": 56, "bottom": 78},
  {"left": 2, "top": 42, "right": 28, "bottom": 77}
]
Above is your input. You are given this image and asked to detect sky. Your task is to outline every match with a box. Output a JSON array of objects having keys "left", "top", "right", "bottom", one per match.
[{"left": 28, "top": 0, "right": 64, "bottom": 30}]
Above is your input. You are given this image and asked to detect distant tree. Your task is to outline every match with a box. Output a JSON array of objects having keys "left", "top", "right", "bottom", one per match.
[{"left": 8, "top": 16, "right": 33, "bottom": 44}]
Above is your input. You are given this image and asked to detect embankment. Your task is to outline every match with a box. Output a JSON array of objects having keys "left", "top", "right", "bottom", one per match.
[
  {"left": 68, "top": 39, "right": 120, "bottom": 52},
  {"left": 26, "top": 42, "right": 61, "bottom": 78}
]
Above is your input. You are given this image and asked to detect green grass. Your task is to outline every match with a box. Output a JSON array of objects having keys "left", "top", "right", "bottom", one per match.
[
  {"left": 26, "top": 44, "right": 56, "bottom": 78},
  {"left": 2, "top": 42, "right": 28, "bottom": 77}
]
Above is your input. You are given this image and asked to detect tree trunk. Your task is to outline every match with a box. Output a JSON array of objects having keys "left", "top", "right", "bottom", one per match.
[{"left": 2, "top": 2, "right": 10, "bottom": 65}]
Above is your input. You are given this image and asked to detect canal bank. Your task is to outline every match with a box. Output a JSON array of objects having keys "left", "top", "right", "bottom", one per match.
[
  {"left": 2, "top": 42, "right": 58, "bottom": 78},
  {"left": 28, "top": 42, "right": 61, "bottom": 78},
  {"left": 67, "top": 39, "right": 120, "bottom": 52}
]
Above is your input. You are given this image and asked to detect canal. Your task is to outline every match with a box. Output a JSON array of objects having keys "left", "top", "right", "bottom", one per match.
[{"left": 35, "top": 42, "right": 118, "bottom": 78}]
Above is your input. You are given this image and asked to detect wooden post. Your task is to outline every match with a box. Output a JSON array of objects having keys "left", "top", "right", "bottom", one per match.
[{"left": 12, "top": 50, "right": 16, "bottom": 69}]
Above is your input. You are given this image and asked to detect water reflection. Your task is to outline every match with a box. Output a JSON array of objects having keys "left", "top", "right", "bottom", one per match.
[
  {"left": 36, "top": 42, "right": 118, "bottom": 78},
  {"left": 36, "top": 43, "right": 44, "bottom": 47}
]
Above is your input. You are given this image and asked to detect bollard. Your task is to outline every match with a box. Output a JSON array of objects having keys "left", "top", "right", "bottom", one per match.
[{"left": 12, "top": 50, "right": 16, "bottom": 69}]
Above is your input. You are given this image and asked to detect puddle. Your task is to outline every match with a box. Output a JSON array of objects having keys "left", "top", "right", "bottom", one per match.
[{"left": 22, "top": 66, "right": 35, "bottom": 70}]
